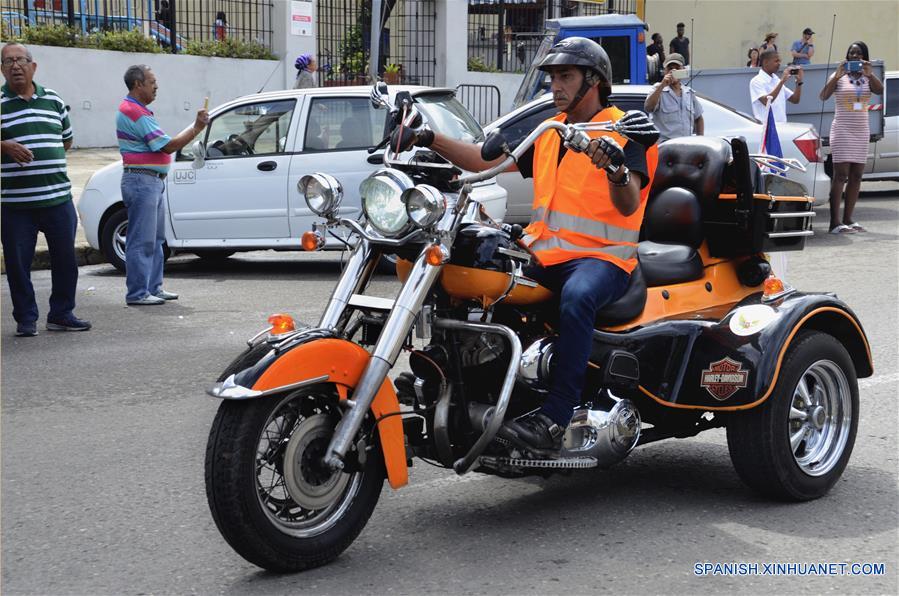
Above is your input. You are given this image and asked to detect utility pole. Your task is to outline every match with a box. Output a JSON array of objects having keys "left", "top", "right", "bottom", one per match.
[{"left": 369, "top": 0, "right": 383, "bottom": 81}]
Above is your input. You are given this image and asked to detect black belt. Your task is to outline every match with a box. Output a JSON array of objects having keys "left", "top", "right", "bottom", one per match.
[{"left": 123, "top": 167, "right": 167, "bottom": 180}]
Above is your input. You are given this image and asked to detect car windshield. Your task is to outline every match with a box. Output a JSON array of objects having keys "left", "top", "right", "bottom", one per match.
[{"left": 415, "top": 92, "right": 485, "bottom": 143}]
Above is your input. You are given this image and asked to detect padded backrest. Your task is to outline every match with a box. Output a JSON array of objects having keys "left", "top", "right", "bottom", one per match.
[
  {"left": 643, "top": 186, "right": 703, "bottom": 247},
  {"left": 650, "top": 136, "right": 731, "bottom": 204}
]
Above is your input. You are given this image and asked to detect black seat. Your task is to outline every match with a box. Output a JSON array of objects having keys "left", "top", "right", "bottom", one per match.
[
  {"left": 594, "top": 264, "right": 647, "bottom": 327},
  {"left": 638, "top": 137, "right": 730, "bottom": 286}
]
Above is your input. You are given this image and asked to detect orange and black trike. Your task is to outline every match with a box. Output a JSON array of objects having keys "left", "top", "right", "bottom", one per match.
[{"left": 203, "top": 85, "right": 871, "bottom": 572}]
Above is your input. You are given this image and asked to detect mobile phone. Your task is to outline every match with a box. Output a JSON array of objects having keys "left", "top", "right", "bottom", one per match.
[
  {"left": 847, "top": 60, "right": 862, "bottom": 73},
  {"left": 672, "top": 68, "right": 689, "bottom": 80}
]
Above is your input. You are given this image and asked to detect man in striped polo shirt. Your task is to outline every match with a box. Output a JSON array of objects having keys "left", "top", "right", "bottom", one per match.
[
  {"left": 1, "top": 42, "right": 90, "bottom": 336},
  {"left": 117, "top": 64, "right": 207, "bottom": 305}
]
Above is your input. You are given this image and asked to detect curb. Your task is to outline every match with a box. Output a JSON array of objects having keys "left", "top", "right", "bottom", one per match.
[{"left": 0, "top": 243, "right": 107, "bottom": 274}]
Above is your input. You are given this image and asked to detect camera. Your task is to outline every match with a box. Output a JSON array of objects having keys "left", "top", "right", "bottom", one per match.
[
  {"left": 672, "top": 68, "right": 689, "bottom": 80},
  {"left": 847, "top": 60, "right": 863, "bottom": 73}
]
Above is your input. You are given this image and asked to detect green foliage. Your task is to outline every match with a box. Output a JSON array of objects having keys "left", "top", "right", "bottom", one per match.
[
  {"left": 467, "top": 56, "right": 498, "bottom": 73},
  {"left": 91, "top": 29, "right": 162, "bottom": 54},
  {"left": 385, "top": 63, "right": 400, "bottom": 74},
  {"left": 13, "top": 24, "right": 80, "bottom": 48},
  {"left": 338, "top": 25, "right": 366, "bottom": 76},
  {"left": 183, "top": 38, "right": 276, "bottom": 60},
  {"left": 10, "top": 23, "right": 274, "bottom": 59}
]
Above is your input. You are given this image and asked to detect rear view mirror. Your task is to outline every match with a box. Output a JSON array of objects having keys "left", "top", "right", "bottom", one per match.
[
  {"left": 614, "top": 110, "right": 660, "bottom": 149},
  {"left": 481, "top": 129, "right": 511, "bottom": 161},
  {"left": 191, "top": 140, "right": 206, "bottom": 169},
  {"left": 370, "top": 82, "right": 390, "bottom": 109}
]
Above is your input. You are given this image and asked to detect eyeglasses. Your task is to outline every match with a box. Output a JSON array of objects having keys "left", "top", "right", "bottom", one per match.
[{"left": 1, "top": 57, "right": 32, "bottom": 67}]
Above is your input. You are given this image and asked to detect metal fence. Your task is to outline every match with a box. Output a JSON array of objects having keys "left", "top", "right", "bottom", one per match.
[
  {"left": 0, "top": 0, "right": 273, "bottom": 54},
  {"left": 316, "top": 0, "right": 436, "bottom": 87},
  {"left": 456, "top": 83, "right": 501, "bottom": 125},
  {"left": 467, "top": 0, "right": 638, "bottom": 73}
]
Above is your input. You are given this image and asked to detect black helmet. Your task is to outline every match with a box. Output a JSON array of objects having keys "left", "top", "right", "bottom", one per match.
[{"left": 536, "top": 37, "right": 612, "bottom": 84}]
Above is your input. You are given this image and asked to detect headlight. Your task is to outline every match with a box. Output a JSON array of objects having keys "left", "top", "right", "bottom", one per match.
[
  {"left": 403, "top": 185, "right": 446, "bottom": 229},
  {"left": 360, "top": 169, "right": 414, "bottom": 236},
  {"left": 299, "top": 173, "right": 343, "bottom": 217}
]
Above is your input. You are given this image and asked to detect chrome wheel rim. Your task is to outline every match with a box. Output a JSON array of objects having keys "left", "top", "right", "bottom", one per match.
[
  {"left": 113, "top": 220, "right": 128, "bottom": 263},
  {"left": 255, "top": 392, "right": 361, "bottom": 537},
  {"left": 788, "top": 360, "right": 852, "bottom": 477}
]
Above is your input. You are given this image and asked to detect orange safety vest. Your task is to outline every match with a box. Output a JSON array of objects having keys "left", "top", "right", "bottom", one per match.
[{"left": 522, "top": 107, "right": 659, "bottom": 273}]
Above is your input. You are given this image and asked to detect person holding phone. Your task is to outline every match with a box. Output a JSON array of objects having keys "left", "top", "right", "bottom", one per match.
[
  {"left": 749, "top": 48, "right": 803, "bottom": 123},
  {"left": 644, "top": 53, "right": 703, "bottom": 141},
  {"left": 819, "top": 41, "right": 884, "bottom": 234}
]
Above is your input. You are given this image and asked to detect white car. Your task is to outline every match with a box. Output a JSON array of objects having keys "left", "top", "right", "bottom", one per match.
[
  {"left": 862, "top": 70, "right": 898, "bottom": 181},
  {"left": 486, "top": 86, "right": 829, "bottom": 224},
  {"left": 78, "top": 86, "right": 506, "bottom": 270}
]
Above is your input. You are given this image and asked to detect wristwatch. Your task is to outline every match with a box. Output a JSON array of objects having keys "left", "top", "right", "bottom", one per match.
[{"left": 609, "top": 166, "right": 630, "bottom": 187}]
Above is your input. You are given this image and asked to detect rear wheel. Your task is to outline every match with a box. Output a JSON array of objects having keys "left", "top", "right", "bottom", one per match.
[
  {"left": 205, "top": 386, "right": 385, "bottom": 571},
  {"left": 726, "top": 331, "right": 858, "bottom": 501}
]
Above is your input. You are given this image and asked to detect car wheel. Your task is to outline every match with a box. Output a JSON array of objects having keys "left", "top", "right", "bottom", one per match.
[
  {"left": 100, "top": 208, "right": 171, "bottom": 273},
  {"left": 100, "top": 209, "right": 128, "bottom": 272}
]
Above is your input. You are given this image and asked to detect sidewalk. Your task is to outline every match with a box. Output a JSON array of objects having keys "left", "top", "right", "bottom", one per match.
[{"left": 0, "top": 148, "right": 120, "bottom": 273}]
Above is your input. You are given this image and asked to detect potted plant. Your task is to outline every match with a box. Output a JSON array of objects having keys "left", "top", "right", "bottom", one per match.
[{"left": 384, "top": 63, "right": 401, "bottom": 84}]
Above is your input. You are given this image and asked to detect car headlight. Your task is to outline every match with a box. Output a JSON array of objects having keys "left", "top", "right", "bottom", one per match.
[
  {"left": 403, "top": 185, "right": 446, "bottom": 229},
  {"left": 360, "top": 169, "right": 414, "bottom": 237},
  {"left": 299, "top": 173, "right": 343, "bottom": 217}
]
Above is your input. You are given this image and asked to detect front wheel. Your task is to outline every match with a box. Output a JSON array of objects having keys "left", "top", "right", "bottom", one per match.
[
  {"left": 205, "top": 386, "right": 385, "bottom": 571},
  {"left": 726, "top": 331, "right": 858, "bottom": 501}
]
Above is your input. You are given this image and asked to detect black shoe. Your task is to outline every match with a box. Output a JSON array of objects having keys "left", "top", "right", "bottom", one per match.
[
  {"left": 499, "top": 411, "right": 564, "bottom": 458},
  {"left": 15, "top": 322, "right": 38, "bottom": 337},
  {"left": 46, "top": 316, "right": 92, "bottom": 332}
]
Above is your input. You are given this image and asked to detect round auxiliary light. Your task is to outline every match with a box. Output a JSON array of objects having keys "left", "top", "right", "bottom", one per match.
[
  {"left": 298, "top": 173, "right": 343, "bottom": 217},
  {"left": 403, "top": 185, "right": 446, "bottom": 229}
]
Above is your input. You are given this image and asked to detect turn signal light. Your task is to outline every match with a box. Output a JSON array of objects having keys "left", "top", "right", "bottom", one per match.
[
  {"left": 301, "top": 231, "right": 324, "bottom": 251},
  {"left": 763, "top": 276, "right": 785, "bottom": 297},
  {"left": 425, "top": 244, "right": 449, "bottom": 266},
  {"left": 267, "top": 313, "right": 296, "bottom": 335}
]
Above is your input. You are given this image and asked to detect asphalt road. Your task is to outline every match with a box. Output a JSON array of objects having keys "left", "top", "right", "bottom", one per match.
[{"left": 2, "top": 193, "right": 898, "bottom": 595}]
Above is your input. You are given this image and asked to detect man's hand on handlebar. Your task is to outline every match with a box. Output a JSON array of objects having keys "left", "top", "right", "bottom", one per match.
[
  {"left": 389, "top": 126, "right": 434, "bottom": 153},
  {"left": 585, "top": 136, "right": 625, "bottom": 172}
]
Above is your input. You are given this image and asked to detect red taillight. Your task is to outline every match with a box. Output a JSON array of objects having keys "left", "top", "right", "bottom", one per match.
[{"left": 793, "top": 130, "right": 821, "bottom": 163}]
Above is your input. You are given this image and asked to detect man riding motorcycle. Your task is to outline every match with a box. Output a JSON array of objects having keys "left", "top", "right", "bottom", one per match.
[{"left": 392, "top": 37, "right": 659, "bottom": 457}]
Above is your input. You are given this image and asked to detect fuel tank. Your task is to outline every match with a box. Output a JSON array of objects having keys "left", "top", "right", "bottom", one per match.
[{"left": 397, "top": 224, "right": 553, "bottom": 306}]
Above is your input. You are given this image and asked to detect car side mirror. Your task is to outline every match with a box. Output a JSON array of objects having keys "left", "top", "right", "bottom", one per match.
[
  {"left": 191, "top": 140, "right": 206, "bottom": 169},
  {"left": 481, "top": 129, "right": 511, "bottom": 162}
]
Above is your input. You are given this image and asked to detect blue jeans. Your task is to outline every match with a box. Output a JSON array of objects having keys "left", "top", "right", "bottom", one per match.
[
  {"left": 528, "top": 257, "right": 630, "bottom": 426},
  {"left": 121, "top": 171, "right": 166, "bottom": 302},
  {"left": 1, "top": 200, "right": 79, "bottom": 324}
]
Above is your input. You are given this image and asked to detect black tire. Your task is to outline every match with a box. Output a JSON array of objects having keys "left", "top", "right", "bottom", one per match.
[
  {"left": 100, "top": 208, "right": 171, "bottom": 273},
  {"left": 194, "top": 249, "right": 236, "bottom": 263},
  {"left": 726, "top": 330, "right": 858, "bottom": 501},
  {"left": 100, "top": 208, "right": 128, "bottom": 272},
  {"left": 205, "top": 386, "right": 385, "bottom": 572}
]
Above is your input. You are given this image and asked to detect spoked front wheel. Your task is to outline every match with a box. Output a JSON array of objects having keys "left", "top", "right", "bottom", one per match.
[
  {"left": 205, "top": 386, "right": 385, "bottom": 572},
  {"left": 726, "top": 331, "right": 859, "bottom": 501}
]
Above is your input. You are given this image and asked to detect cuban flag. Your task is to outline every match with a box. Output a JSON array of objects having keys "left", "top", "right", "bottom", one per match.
[{"left": 760, "top": 95, "right": 784, "bottom": 174}]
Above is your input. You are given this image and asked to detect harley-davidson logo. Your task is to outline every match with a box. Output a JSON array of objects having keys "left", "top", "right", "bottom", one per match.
[{"left": 700, "top": 357, "right": 749, "bottom": 400}]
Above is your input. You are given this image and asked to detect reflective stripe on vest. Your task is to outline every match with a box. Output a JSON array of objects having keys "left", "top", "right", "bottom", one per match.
[
  {"left": 529, "top": 235, "right": 638, "bottom": 261},
  {"left": 530, "top": 206, "right": 639, "bottom": 244}
]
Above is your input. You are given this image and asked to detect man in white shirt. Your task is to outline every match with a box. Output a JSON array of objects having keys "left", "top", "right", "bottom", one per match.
[{"left": 749, "top": 48, "right": 803, "bottom": 122}]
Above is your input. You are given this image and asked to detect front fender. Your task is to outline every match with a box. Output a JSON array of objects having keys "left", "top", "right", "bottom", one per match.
[
  {"left": 216, "top": 337, "right": 407, "bottom": 489},
  {"left": 600, "top": 292, "right": 872, "bottom": 411}
]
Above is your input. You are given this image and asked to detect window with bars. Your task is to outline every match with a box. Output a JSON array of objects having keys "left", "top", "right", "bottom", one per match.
[
  {"left": 316, "top": 0, "right": 436, "bottom": 87},
  {"left": 467, "top": 0, "right": 637, "bottom": 73}
]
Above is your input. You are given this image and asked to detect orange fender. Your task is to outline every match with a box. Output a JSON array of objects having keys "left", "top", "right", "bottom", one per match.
[{"left": 251, "top": 338, "right": 408, "bottom": 489}]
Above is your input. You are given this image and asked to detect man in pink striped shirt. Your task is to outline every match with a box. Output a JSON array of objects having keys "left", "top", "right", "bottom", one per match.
[{"left": 117, "top": 65, "right": 207, "bottom": 305}]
